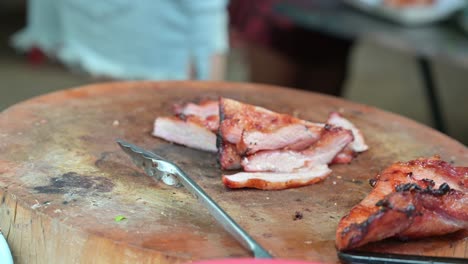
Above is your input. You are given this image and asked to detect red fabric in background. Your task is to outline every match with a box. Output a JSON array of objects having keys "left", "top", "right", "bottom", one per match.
[
  {"left": 228, "top": 0, "right": 347, "bottom": 62},
  {"left": 229, "top": 0, "right": 342, "bottom": 46},
  {"left": 229, "top": 0, "right": 293, "bottom": 46},
  {"left": 228, "top": 0, "right": 351, "bottom": 96}
]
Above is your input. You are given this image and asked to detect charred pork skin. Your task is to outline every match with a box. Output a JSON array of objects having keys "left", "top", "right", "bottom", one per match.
[
  {"left": 336, "top": 157, "right": 468, "bottom": 250},
  {"left": 217, "top": 135, "right": 243, "bottom": 170}
]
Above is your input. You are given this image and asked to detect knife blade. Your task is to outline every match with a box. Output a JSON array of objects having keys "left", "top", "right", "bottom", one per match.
[
  {"left": 116, "top": 139, "right": 273, "bottom": 259},
  {"left": 338, "top": 250, "right": 467, "bottom": 264}
]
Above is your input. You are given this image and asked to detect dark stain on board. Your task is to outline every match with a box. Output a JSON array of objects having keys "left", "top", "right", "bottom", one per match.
[{"left": 34, "top": 172, "right": 114, "bottom": 195}]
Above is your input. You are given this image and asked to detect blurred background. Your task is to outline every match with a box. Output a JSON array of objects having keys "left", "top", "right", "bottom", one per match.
[{"left": 0, "top": 0, "right": 467, "bottom": 145}]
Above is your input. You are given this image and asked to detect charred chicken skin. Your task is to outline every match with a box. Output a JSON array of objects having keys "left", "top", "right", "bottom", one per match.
[{"left": 336, "top": 157, "right": 468, "bottom": 250}]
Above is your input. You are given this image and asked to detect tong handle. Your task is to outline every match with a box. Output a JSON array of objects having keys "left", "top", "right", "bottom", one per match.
[{"left": 170, "top": 163, "right": 272, "bottom": 258}]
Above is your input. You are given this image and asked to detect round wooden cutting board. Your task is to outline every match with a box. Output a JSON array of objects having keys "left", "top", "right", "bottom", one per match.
[{"left": 0, "top": 81, "right": 466, "bottom": 263}]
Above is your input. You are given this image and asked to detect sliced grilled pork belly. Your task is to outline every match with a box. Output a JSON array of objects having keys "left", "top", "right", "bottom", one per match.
[
  {"left": 173, "top": 100, "right": 220, "bottom": 132},
  {"left": 336, "top": 157, "right": 468, "bottom": 250},
  {"left": 331, "top": 148, "right": 355, "bottom": 164},
  {"left": 242, "top": 126, "right": 354, "bottom": 172},
  {"left": 238, "top": 123, "right": 324, "bottom": 155},
  {"left": 173, "top": 100, "right": 219, "bottom": 119},
  {"left": 218, "top": 98, "right": 324, "bottom": 169},
  {"left": 219, "top": 97, "right": 276, "bottom": 144},
  {"left": 327, "top": 112, "right": 368, "bottom": 153},
  {"left": 219, "top": 97, "right": 323, "bottom": 146},
  {"left": 183, "top": 115, "right": 219, "bottom": 132},
  {"left": 222, "top": 165, "right": 332, "bottom": 190},
  {"left": 153, "top": 117, "right": 217, "bottom": 152}
]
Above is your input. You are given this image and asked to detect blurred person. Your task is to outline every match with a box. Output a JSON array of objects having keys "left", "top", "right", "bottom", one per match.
[{"left": 11, "top": 0, "right": 228, "bottom": 80}]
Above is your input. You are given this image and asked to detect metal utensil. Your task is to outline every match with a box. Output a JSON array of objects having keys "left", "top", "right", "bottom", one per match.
[
  {"left": 116, "top": 139, "right": 273, "bottom": 259},
  {"left": 338, "top": 250, "right": 467, "bottom": 264}
]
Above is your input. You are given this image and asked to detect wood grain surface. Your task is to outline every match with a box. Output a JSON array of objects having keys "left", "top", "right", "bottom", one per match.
[{"left": 0, "top": 81, "right": 466, "bottom": 263}]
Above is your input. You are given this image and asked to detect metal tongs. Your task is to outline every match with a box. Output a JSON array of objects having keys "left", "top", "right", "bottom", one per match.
[{"left": 117, "top": 139, "right": 272, "bottom": 258}]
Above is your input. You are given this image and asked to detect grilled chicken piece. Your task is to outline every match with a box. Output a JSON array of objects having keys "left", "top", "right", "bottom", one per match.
[
  {"left": 222, "top": 165, "right": 332, "bottom": 190},
  {"left": 242, "top": 126, "right": 354, "bottom": 172},
  {"left": 153, "top": 117, "right": 217, "bottom": 152},
  {"left": 336, "top": 157, "right": 468, "bottom": 250},
  {"left": 218, "top": 98, "right": 324, "bottom": 169}
]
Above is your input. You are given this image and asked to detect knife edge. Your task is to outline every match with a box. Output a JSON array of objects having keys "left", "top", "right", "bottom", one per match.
[{"left": 338, "top": 250, "right": 467, "bottom": 264}]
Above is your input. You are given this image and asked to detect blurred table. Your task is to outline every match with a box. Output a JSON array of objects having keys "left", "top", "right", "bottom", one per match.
[{"left": 275, "top": 2, "right": 468, "bottom": 133}]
